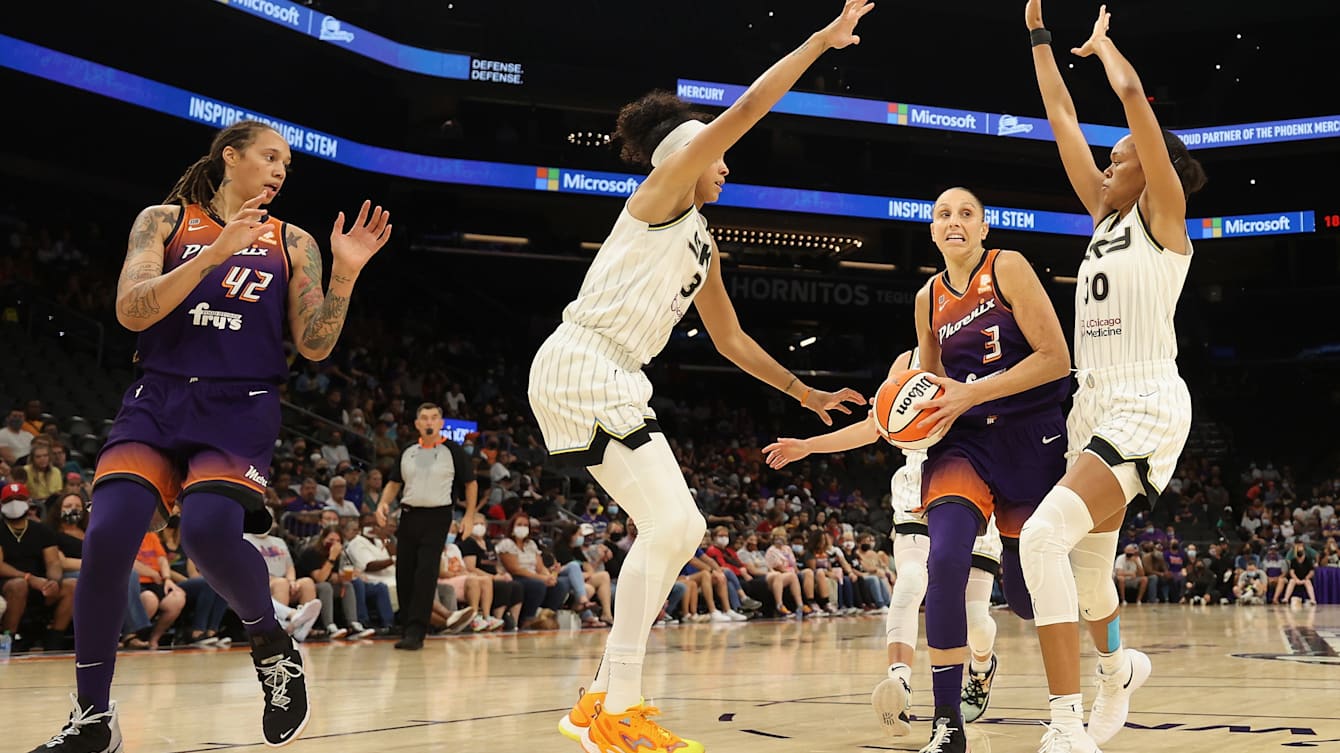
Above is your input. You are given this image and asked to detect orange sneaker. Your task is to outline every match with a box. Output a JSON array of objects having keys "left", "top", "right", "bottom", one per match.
[
  {"left": 558, "top": 688, "right": 604, "bottom": 741},
  {"left": 581, "top": 702, "right": 705, "bottom": 753}
]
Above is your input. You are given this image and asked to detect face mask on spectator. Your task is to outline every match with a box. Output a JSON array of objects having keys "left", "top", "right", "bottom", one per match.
[
  {"left": 1186, "top": 547, "right": 1197, "bottom": 556},
  {"left": 715, "top": 536, "right": 729, "bottom": 547},
  {"left": 608, "top": 504, "right": 619, "bottom": 515},
  {"left": 61, "top": 509, "right": 82, "bottom": 525},
  {"left": 514, "top": 525, "right": 529, "bottom": 539},
  {"left": 791, "top": 544, "right": 804, "bottom": 555},
  {"left": 447, "top": 533, "right": 457, "bottom": 545},
  {"left": 860, "top": 543, "right": 872, "bottom": 551},
  {"left": 842, "top": 540, "right": 855, "bottom": 550},
  {"left": 609, "top": 532, "right": 624, "bottom": 543},
  {"left": 472, "top": 523, "right": 487, "bottom": 537},
  {"left": 2, "top": 500, "right": 28, "bottom": 519},
  {"left": 6, "top": 417, "right": 21, "bottom": 430},
  {"left": 571, "top": 535, "right": 585, "bottom": 547}
]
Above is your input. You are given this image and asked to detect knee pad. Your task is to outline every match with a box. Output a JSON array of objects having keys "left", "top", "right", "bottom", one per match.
[
  {"left": 888, "top": 536, "right": 928, "bottom": 647},
  {"left": 965, "top": 596, "right": 997, "bottom": 656},
  {"left": 1019, "top": 485, "right": 1095, "bottom": 627},
  {"left": 1071, "top": 530, "right": 1120, "bottom": 621}
]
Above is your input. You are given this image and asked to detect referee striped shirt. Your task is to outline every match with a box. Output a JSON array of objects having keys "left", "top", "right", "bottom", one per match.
[{"left": 389, "top": 436, "right": 472, "bottom": 508}]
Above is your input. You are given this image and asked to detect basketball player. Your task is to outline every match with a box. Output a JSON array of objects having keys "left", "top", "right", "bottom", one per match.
[
  {"left": 25, "top": 121, "right": 391, "bottom": 753},
  {"left": 533, "top": 3, "right": 872, "bottom": 751},
  {"left": 762, "top": 347, "right": 1005, "bottom": 740},
  {"left": 901, "top": 186, "right": 1071, "bottom": 753},
  {"left": 1018, "top": 3, "right": 1207, "bottom": 751}
]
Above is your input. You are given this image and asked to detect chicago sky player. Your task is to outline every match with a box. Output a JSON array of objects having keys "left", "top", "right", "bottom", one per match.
[
  {"left": 25, "top": 121, "right": 391, "bottom": 753},
  {"left": 531, "top": 3, "right": 872, "bottom": 751},
  {"left": 1018, "top": 2, "right": 1208, "bottom": 752}
]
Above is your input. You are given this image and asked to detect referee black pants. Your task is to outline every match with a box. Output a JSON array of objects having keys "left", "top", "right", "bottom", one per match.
[{"left": 395, "top": 505, "right": 452, "bottom": 635}]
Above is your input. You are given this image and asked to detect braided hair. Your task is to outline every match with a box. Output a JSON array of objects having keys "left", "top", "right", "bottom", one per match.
[{"left": 163, "top": 121, "right": 275, "bottom": 207}]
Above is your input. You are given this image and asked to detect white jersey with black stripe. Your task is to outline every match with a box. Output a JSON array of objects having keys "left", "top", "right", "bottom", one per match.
[
  {"left": 561, "top": 203, "right": 713, "bottom": 367},
  {"left": 1074, "top": 206, "right": 1192, "bottom": 371}
]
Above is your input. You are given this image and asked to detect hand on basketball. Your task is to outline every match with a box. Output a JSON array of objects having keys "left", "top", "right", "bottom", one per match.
[
  {"left": 1071, "top": 4, "right": 1111, "bottom": 57},
  {"left": 1025, "top": 0, "right": 1044, "bottom": 30},
  {"left": 206, "top": 192, "right": 270, "bottom": 263},
  {"left": 820, "top": 0, "right": 875, "bottom": 50},
  {"left": 912, "top": 375, "right": 979, "bottom": 437},
  {"left": 802, "top": 387, "right": 867, "bottom": 426},
  {"left": 763, "top": 438, "right": 812, "bottom": 469},
  {"left": 330, "top": 200, "right": 393, "bottom": 274}
]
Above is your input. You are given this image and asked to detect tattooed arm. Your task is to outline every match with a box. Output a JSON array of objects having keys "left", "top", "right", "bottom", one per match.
[
  {"left": 116, "top": 195, "right": 270, "bottom": 332},
  {"left": 286, "top": 224, "right": 356, "bottom": 361}
]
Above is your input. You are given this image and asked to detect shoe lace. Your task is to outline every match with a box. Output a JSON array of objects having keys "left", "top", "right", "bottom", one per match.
[
  {"left": 42, "top": 696, "right": 110, "bottom": 748},
  {"left": 597, "top": 703, "right": 685, "bottom": 750},
  {"left": 259, "top": 656, "right": 305, "bottom": 711},
  {"left": 1091, "top": 661, "right": 1126, "bottom": 718},
  {"left": 963, "top": 673, "right": 990, "bottom": 707},
  {"left": 922, "top": 719, "right": 956, "bottom": 753},
  {"left": 1038, "top": 722, "right": 1075, "bottom": 753}
]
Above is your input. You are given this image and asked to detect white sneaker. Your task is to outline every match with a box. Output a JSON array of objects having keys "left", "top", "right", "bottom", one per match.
[
  {"left": 1088, "top": 648, "right": 1151, "bottom": 744},
  {"left": 871, "top": 676, "right": 912, "bottom": 737},
  {"left": 348, "top": 622, "right": 376, "bottom": 640},
  {"left": 1038, "top": 722, "right": 1100, "bottom": 752},
  {"left": 486, "top": 616, "right": 505, "bottom": 631},
  {"left": 288, "top": 600, "right": 322, "bottom": 643},
  {"left": 446, "top": 607, "right": 477, "bottom": 632},
  {"left": 326, "top": 624, "right": 349, "bottom": 640},
  {"left": 709, "top": 610, "right": 731, "bottom": 623},
  {"left": 727, "top": 610, "right": 748, "bottom": 622},
  {"left": 470, "top": 614, "right": 490, "bottom": 632}
]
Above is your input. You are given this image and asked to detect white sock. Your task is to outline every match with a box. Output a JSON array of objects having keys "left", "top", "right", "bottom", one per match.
[
  {"left": 888, "top": 662, "right": 911, "bottom": 684},
  {"left": 1049, "top": 693, "right": 1084, "bottom": 726},
  {"left": 606, "top": 658, "right": 644, "bottom": 714},
  {"left": 1097, "top": 646, "right": 1125, "bottom": 677},
  {"left": 970, "top": 654, "right": 993, "bottom": 674}
]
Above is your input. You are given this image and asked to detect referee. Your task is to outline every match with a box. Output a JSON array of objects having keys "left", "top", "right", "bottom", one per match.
[{"left": 376, "top": 403, "right": 477, "bottom": 650}]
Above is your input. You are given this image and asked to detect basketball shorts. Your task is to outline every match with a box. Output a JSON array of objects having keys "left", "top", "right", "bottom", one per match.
[
  {"left": 921, "top": 409, "right": 1067, "bottom": 538},
  {"left": 94, "top": 372, "right": 280, "bottom": 534},
  {"left": 890, "top": 453, "right": 1003, "bottom": 574},
  {"left": 528, "top": 322, "right": 661, "bottom": 467},
  {"left": 1068, "top": 360, "right": 1192, "bottom": 502}
]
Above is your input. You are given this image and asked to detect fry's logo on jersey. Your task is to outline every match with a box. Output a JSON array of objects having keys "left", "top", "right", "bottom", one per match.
[
  {"left": 937, "top": 298, "right": 996, "bottom": 343},
  {"left": 188, "top": 302, "right": 244, "bottom": 331}
]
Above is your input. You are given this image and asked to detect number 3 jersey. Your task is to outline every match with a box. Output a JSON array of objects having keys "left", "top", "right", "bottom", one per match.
[
  {"left": 930, "top": 248, "right": 1069, "bottom": 425},
  {"left": 133, "top": 203, "right": 291, "bottom": 383},
  {"left": 1074, "top": 206, "right": 1192, "bottom": 371}
]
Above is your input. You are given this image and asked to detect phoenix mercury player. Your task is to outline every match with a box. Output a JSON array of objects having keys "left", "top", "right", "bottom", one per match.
[
  {"left": 25, "top": 121, "right": 391, "bottom": 753},
  {"left": 532, "top": 3, "right": 873, "bottom": 751},
  {"left": 1018, "top": 2, "right": 1207, "bottom": 751}
]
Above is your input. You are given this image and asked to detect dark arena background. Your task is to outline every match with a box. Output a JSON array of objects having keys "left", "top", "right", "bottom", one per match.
[{"left": 1, "top": 1, "right": 1339, "bottom": 752}]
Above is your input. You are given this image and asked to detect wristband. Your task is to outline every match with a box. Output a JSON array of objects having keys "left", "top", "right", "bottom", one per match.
[
  {"left": 1030, "top": 28, "right": 1052, "bottom": 47},
  {"left": 799, "top": 387, "right": 813, "bottom": 405}
]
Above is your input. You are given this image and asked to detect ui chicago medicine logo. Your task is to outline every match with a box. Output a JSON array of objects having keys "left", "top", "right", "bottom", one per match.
[
  {"left": 319, "top": 16, "right": 354, "bottom": 42},
  {"left": 997, "top": 114, "right": 1034, "bottom": 136}
]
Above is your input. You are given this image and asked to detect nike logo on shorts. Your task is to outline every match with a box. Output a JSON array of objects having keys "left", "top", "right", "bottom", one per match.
[
  {"left": 1042, "top": 435, "right": 1061, "bottom": 444},
  {"left": 243, "top": 616, "right": 266, "bottom": 625},
  {"left": 249, "top": 390, "right": 269, "bottom": 396}
]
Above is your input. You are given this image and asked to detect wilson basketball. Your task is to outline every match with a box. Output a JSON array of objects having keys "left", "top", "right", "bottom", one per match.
[{"left": 872, "top": 369, "right": 946, "bottom": 450}]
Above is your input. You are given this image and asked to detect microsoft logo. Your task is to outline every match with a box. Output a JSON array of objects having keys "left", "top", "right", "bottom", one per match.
[
  {"left": 887, "top": 102, "right": 909, "bottom": 125},
  {"left": 535, "top": 167, "right": 560, "bottom": 191},
  {"left": 1200, "top": 217, "right": 1222, "bottom": 238}
]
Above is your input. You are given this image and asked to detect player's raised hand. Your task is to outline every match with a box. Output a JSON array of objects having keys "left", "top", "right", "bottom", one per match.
[
  {"left": 1071, "top": 4, "right": 1112, "bottom": 57},
  {"left": 801, "top": 387, "right": 866, "bottom": 426},
  {"left": 206, "top": 191, "right": 270, "bottom": 262},
  {"left": 1025, "top": 0, "right": 1044, "bottom": 30},
  {"left": 764, "top": 438, "right": 811, "bottom": 469},
  {"left": 820, "top": 0, "right": 876, "bottom": 50},
  {"left": 330, "top": 200, "right": 392, "bottom": 273}
]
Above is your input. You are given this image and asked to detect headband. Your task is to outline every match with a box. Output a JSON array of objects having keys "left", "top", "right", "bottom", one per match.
[{"left": 650, "top": 119, "right": 708, "bottom": 168}]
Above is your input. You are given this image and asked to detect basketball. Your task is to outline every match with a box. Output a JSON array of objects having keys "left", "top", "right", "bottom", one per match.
[{"left": 872, "top": 369, "right": 946, "bottom": 450}]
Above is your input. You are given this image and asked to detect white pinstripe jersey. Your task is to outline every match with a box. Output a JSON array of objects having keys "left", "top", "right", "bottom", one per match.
[
  {"left": 1074, "top": 206, "right": 1192, "bottom": 370},
  {"left": 890, "top": 348, "right": 927, "bottom": 512},
  {"left": 560, "top": 204, "right": 713, "bottom": 367}
]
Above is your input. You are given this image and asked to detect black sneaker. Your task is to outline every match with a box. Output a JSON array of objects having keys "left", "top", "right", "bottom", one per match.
[
  {"left": 961, "top": 653, "right": 998, "bottom": 723},
  {"left": 394, "top": 626, "right": 425, "bottom": 651},
  {"left": 917, "top": 716, "right": 966, "bottom": 753},
  {"left": 250, "top": 629, "right": 310, "bottom": 747},
  {"left": 26, "top": 694, "right": 122, "bottom": 753}
]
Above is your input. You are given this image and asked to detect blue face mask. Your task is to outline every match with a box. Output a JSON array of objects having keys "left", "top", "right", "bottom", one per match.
[{"left": 447, "top": 533, "right": 457, "bottom": 545}]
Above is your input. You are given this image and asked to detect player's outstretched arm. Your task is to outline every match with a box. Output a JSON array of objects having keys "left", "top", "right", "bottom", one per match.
[
  {"left": 694, "top": 240, "right": 864, "bottom": 426},
  {"left": 287, "top": 200, "right": 392, "bottom": 361},
  {"left": 1026, "top": 0, "right": 1105, "bottom": 220},
  {"left": 764, "top": 413, "right": 882, "bottom": 469}
]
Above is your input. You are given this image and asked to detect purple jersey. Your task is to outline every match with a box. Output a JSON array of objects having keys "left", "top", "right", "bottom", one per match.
[
  {"left": 929, "top": 248, "right": 1068, "bottom": 425},
  {"left": 133, "top": 204, "right": 291, "bottom": 383}
]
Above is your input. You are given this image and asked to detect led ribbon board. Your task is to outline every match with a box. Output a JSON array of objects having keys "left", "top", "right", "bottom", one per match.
[
  {"left": 677, "top": 79, "right": 1340, "bottom": 150},
  {"left": 0, "top": 36, "right": 1313, "bottom": 239}
]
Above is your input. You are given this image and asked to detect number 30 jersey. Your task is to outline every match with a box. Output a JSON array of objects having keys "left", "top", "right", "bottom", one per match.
[
  {"left": 930, "top": 248, "right": 1068, "bottom": 426},
  {"left": 1074, "top": 206, "right": 1192, "bottom": 371},
  {"left": 133, "top": 203, "right": 291, "bottom": 384}
]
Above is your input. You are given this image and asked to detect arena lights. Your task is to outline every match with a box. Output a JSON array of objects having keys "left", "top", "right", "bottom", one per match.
[
  {"left": 460, "top": 232, "right": 529, "bottom": 246},
  {"left": 711, "top": 227, "right": 863, "bottom": 254},
  {"left": 839, "top": 260, "right": 897, "bottom": 272},
  {"left": 0, "top": 36, "right": 1317, "bottom": 241},
  {"left": 567, "top": 131, "right": 611, "bottom": 147}
]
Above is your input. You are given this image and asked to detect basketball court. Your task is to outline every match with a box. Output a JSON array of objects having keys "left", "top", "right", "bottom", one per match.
[{"left": 6, "top": 605, "right": 1338, "bottom": 752}]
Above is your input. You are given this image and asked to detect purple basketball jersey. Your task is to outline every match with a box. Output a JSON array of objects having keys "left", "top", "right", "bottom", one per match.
[
  {"left": 930, "top": 249, "right": 1068, "bottom": 424},
  {"left": 133, "top": 204, "right": 290, "bottom": 383}
]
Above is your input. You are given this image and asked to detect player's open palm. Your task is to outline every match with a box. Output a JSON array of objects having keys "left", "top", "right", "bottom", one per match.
[
  {"left": 208, "top": 192, "right": 270, "bottom": 263},
  {"left": 803, "top": 387, "right": 866, "bottom": 426},
  {"left": 821, "top": 0, "right": 875, "bottom": 50},
  {"left": 763, "top": 438, "right": 811, "bottom": 469},
  {"left": 330, "top": 200, "right": 392, "bottom": 272},
  {"left": 1071, "top": 4, "right": 1111, "bottom": 57}
]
